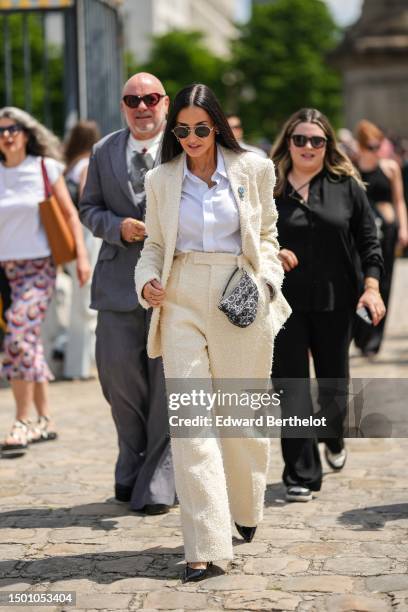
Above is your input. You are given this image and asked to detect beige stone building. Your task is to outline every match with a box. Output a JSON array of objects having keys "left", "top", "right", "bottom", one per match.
[
  {"left": 122, "top": 0, "right": 238, "bottom": 62},
  {"left": 333, "top": 0, "right": 408, "bottom": 136}
]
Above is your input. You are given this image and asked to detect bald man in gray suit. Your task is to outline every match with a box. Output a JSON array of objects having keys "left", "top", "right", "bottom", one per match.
[{"left": 79, "top": 73, "right": 175, "bottom": 514}]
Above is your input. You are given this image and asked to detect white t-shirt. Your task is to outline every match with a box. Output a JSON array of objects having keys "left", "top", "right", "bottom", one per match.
[{"left": 0, "top": 155, "right": 64, "bottom": 261}]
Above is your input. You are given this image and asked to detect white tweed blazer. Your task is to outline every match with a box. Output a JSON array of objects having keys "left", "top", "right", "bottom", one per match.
[{"left": 135, "top": 146, "right": 292, "bottom": 358}]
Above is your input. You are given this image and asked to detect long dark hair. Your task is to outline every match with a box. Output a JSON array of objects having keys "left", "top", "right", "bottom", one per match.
[
  {"left": 160, "top": 84, "right": 245, "bottom": 164},
  {"left": 271, "top": 108, "right": 364, "bottom": 196},
  {"left": 65, "top": 120, "right": 101, "bottom": 169}
]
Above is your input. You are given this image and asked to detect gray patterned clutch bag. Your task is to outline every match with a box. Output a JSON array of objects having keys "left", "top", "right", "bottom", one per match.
[{"left": 218, "top": 267, "right": 259, "bottom": 328}]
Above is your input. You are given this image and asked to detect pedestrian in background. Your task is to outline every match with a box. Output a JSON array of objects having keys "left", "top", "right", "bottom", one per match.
[
  {"left": 227, "top": 114, "right": 267, "bottom": 158},
  {"left": 270, "top": 108, "right": 385, "bottom": 502},
  {"left": 337, "top": 128, "right": 358, "bottom": 164},
  {"left": 62, "top": 120, "right": 102, "bottom": 379},
  {"left": 79, "top": 73, "right": 176, "bottom": 514},
  {"left": 0, "top": 107, "right": 91, "bottom": 457},
  {"left": 354, "top": 120, "right": 408, "bottom": 357},
  {"left": 135, "top": 83, "right": 291, "bottom": 582}
]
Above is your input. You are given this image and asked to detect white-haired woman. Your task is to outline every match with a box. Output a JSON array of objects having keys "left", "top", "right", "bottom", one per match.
[{"left": 0, "top": 107, "right": 91, "bottom": 457}]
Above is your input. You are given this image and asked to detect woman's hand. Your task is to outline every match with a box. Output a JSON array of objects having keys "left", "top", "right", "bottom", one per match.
[
  {"left": 278, "top": 249, "right": 299, "bottom": 272},
  {"left": 357, "top": 288, "right": 386, "bottom": 326},
  {"left": 76, "top": 255, "right": 91, "bottom": 287},
  {"left": 398, "top": 225, "right": 408, "bottom": 248},
  {"left": 142, "top": 279, "right": 165, "bottom": 308}
]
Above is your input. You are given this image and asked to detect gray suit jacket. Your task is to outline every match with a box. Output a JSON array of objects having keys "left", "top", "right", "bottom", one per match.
[{"left": 79, "top": 128, "right": 153, "bottom": 312}]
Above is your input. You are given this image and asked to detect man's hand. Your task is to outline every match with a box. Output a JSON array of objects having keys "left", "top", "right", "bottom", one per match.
[
  {"left": 121, "top": 218, "right": 146, "bottom": 243},
  {"left": 142, "top": 279, "right": 166, "bottom": 308}
]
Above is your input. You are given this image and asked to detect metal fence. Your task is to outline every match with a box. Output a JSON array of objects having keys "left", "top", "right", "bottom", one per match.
[{"left": 0, "top": 0, "right": 123, "bottom": 136}]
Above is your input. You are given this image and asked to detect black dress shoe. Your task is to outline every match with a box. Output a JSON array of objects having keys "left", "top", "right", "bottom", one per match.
[
  {"left": 143, "top": 503, "right": 170, "bottom": 515},
  {"left": 235, "top": 522, "right": 257, "bottom": 543},
  {"left": 182, "top": 562, "right": 212, "bottom": 583},
  {"left": 115, "top": 484, "right": 132, "bottom": 502}
]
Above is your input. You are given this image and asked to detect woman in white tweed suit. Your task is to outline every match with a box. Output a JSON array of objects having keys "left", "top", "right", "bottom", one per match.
[{"left": 135, "top": 84, "right": 291, "bottom": 582}]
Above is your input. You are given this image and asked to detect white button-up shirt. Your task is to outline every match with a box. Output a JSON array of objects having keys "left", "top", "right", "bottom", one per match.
[{"left": 176, "top": 147, "right": 242, "bottom": 254}]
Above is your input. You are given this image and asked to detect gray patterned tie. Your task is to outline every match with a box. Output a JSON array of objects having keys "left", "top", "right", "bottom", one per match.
[{"left": 129, "top": 149, "right": 154, "bottom": 219}]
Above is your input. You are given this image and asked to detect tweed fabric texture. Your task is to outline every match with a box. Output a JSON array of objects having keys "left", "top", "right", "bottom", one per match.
[
  {"left": 134, "top": 147, "right": 292, "bottom": 358},
  {"left": 160, "top": 252, "right": 272, "bottom": 561}
]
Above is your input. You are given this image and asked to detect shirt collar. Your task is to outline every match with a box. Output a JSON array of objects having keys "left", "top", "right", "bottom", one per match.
[{"left": 183, "top": 145, "right": 228, "bottom": 182}]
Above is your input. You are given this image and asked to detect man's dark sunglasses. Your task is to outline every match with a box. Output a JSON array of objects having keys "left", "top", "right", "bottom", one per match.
[
  {"left": 0, "top": 124, "right": 24, "bottom": 136},
  {"left": 122, "top": 93, "right": 166, "bottom": 108},
  {"left": 290, "top": 134, "right": 327, "bottom": 149},
  {"left": 173, "top": 125, "right": 214, "bottom": 139}
]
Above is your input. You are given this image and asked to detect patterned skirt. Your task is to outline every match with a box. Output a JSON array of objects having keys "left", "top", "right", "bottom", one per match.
[{"left": 0, "top": 257, "right": 56, "bottom": 382}]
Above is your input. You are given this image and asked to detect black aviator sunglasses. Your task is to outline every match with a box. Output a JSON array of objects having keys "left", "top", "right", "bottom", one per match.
[{"left": 290, "top": 134, "right": 327, "bottom": 149}]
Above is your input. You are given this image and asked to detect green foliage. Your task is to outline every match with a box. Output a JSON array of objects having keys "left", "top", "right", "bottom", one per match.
[
  {"left": 130, "top": 30, "right": 229, "bottom": 105},
  {"left": 0, "top": 13, "right": 64, "bottom": 135},
  {"left": 231, "top": 0, "right": 342, "bottom": 141}
]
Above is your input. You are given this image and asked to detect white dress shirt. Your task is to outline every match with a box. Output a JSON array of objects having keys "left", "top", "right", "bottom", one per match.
[{"left": 176, "top": 147, "right": 242, "bottom": 254}]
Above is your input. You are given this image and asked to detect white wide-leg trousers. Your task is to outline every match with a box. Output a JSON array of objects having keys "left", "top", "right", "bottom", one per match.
[{"left": 160, "top": 252, "right": 274, "bottom": 561}]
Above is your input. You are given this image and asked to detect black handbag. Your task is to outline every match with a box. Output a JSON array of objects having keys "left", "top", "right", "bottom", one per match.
[{"left": 218, "top": 267, "right": 259, "bottom": 328}]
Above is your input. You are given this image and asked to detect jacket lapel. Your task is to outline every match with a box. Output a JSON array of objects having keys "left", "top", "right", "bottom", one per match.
[
  {"left": 221, "top": 147, "right": 250, "bottom": 248},
  {"left": 110, "top": 128, "right": 134, "bottom": 205},
  {"left": 162, "top": 154, "right": 184, "bottom": 271}
]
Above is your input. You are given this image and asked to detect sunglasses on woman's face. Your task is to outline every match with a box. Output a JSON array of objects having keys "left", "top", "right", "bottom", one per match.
[
  {"left": 0, "top": 124, "right": 23, "bottom": 137},
  {"left": 122, "top": 93, "right": 166, "bottom": 108},
  {"left": 290, "top": 134, "right": 327, "bottom": 149},
  {"left": 172, "top": 125, "right": 215, "bottom": 139}
]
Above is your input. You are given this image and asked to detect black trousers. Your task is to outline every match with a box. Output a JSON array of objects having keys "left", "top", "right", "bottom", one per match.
[
  {"left": 272, "top": 309, "right": 353, "bottom": 491},
  {"left": 354, "top": 220, "right": 398, "bottom": 354}
]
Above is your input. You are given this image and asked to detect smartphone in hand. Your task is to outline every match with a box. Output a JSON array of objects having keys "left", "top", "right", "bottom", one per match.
[{"left": 356, "top": 306, "right": 373, "bottom": 326}]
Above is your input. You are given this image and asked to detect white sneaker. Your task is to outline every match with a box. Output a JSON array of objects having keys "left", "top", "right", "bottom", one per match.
[
  {"left": 285, "top": 486, "right": 313, "bottom": 502},
  {"left": 324, "top": 446, "right": 347, "bottom": 470}
]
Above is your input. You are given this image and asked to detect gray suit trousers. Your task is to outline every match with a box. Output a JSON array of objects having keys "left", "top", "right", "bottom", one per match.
[{"left": 96, "top": 307, "right": 175, "bottom": 509}]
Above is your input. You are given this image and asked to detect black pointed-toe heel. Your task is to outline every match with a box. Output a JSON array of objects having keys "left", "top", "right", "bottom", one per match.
[
  {"left": 235, "top": 522, "right": 257, "bottom": 543},
  {"left": 182, "top": 562, "right": 213, "bottom": 583}
]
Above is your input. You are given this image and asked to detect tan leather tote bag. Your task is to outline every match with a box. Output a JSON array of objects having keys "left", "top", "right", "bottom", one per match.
[{"left": 39, "top": 158, "right": 76, "bottom": 265}]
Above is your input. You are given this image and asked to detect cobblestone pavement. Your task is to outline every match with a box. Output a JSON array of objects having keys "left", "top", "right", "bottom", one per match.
[{"left": 1, "top": 261, "right": 408, "bottom": 612}]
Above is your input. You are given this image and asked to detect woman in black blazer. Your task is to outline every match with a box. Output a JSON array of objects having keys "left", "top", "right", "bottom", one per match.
[{"left": 270, "top": 108, "right": 385, "bottom": 502}]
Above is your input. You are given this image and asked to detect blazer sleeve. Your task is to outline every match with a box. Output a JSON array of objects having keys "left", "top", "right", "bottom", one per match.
[
  {"left": 349, "top": 178, "right": 384, "bottom": 281},
  {"left": 258, "top": 160, "right": 284, "bottom": 300},
  {"left": 79, "top": 148, "right": 126, "bottom": 248},
  {"left": 134, "top": 172, "right": 164, "bottom": 309}
]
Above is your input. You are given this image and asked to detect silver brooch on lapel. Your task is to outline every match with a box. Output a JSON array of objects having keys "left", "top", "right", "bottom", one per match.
[{"left": 238, "top": 186, "right": 245, "bottom": 200}]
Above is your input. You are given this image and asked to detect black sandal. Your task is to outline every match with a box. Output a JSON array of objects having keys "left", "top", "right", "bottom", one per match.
[
  {"left": 1, "top": 420, "right": 29, "bottom": 457},
  {"left": 28, "top": 416, "right": 58, "bottom": 444}
]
